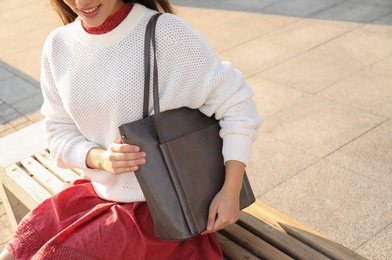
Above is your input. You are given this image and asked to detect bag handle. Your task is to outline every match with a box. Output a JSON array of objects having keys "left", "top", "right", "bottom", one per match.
[
  {"left": 143, "top": 13, "right": 164, "bottom": 142},
  {"left": 143, "top": 13, "right": 161, "bottom": 118}
]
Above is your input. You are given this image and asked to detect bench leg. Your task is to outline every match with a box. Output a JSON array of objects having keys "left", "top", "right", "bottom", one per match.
[{"left": 0, "top": 182, "right": 18, "bottom": 232}]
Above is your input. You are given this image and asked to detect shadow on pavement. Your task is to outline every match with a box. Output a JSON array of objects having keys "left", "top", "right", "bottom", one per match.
[
  {"left": 172, "top": 0, "right": 392, "bottom": 26},
  {"left": 0, "top": 60, "right": 43, "bottom": 138}
]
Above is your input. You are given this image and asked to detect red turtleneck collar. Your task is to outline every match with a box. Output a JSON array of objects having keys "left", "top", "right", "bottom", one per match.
[{"left": 82, "top": 3, "right": 133, "bottom": 35}]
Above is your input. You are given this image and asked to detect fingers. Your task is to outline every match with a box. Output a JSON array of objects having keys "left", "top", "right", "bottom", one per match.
[
  {"left": 201, "top": 191, "right": 240, "bottom": 235},
  {"left": 201, "top": 217, "right": 228, "bottom": 235},
  {"left": 110, "top": 157, "right": 146, "bottom": 169},
  {"left": 108, "top": 140, "right": 146, "bottom": 162},
  {"left": 107, "top": 149, "right": 146, "bottom": 162},
  {"left": 201, "top": 204, "right": 232, "bottom": 235},
  {"left": 203, "top": 214, "right": 238, "bottom": 235},
  {"left": 110, "top": 142, "right": 141, "bottom": 153},
  {"left": 101, "top": 138, "right": 147, "bottom": 175},
  {"left": 106, "top": 152, "right": 146, "bottom": 174},
  {"left": 203, "top": 205, "right": 218, "bottom": 234}
]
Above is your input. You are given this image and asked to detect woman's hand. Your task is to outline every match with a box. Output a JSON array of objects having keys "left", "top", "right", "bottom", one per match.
[
  {"left": 201, "top": 160, "right": 245, "bottom": 235},
  {"left": 201, "top": 186, "right": 240, "bottom": 235},
  {"left": 86, "top": 137, "right": 146, "bottom": 174}
]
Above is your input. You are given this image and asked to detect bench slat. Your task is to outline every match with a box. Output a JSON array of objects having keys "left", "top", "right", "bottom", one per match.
[
  {"left": 244, "top": 201, "right": 367, "bottom": 260},
  {"left": 239, "top": 211, "right": 330, "bottom": 260},
  {"left": 282, "top": 224, "right": 367, "bottom": 260},
  {"left": 244, "top": 200, "right": 327, "bottom": 237},
  {"left": 0, "top": 121, "right": 46, "bottom": 168},
  {"left": 20, "top": 157, "right": 64, "bottom": 195},
  {"left": 2, "top": 164, "right": 52, "bottom": 210},
  {"left": 217, "top": 233, "right": 259, "bottom": 260},
  {"left": 34, "top": 150, "right": 80, "bottom": 182},
  {"left": 220, "top": 223, "right": 294, "bottom": 260}
]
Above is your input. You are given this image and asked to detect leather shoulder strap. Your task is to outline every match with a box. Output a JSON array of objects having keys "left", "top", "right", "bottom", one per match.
[{"left": 143, "top": 13, "right": 162, "bottom": 118}]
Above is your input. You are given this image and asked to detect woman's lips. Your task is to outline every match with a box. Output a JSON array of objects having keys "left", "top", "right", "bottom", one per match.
[{"left": 80, "top": 5, "right": 101, "bottom": 18}]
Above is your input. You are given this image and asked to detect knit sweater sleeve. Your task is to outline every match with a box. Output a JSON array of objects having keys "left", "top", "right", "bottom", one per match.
[
  {"left": 40, "top": 33, "right": 99, "bottom": 170},
  {"left": 155, "top": 14, "right": 261, "bottom": 165}
]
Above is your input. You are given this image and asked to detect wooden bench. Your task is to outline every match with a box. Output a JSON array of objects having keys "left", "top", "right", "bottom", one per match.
[{"left": 0, "top": 122, "right": 367, "bottom": 260}]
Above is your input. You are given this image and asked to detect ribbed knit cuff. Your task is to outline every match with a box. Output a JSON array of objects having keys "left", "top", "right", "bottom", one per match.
[
  {"left": 69, "top": 141, "right": 101, "bottom": 169},
  {"left": 222, "top": 134, "right": 253, "bottom": 165}
]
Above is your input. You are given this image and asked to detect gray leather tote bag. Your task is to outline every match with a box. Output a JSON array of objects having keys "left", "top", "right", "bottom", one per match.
[{"left": 119, "top": 13, "right": 255, "bottom": 241}]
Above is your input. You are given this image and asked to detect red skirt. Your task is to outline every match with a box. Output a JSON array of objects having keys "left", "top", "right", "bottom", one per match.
[{"left": 7, "top": 179, "right": 223, "bottom": 260}]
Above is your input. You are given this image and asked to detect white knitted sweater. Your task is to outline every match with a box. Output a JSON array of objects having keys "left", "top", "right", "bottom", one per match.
[{"left": 40, "top": 4, "right": 261, "bottom": 202}]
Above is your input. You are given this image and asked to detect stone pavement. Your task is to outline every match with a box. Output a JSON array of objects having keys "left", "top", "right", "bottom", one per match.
[{"left": 1, "top": 0, "right": 392, "bottom": 259}]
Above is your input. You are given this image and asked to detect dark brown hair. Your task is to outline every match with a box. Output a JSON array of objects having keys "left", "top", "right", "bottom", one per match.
[{"left": 50, "top": 0, "right": 175, "bottom": 25}]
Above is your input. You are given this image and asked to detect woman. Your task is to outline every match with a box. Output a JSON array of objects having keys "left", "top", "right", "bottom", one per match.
[{"left": 1, "top": 0, "right": 261, "bottom": 259}]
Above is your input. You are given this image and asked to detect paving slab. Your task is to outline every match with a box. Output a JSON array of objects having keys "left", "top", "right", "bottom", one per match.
[
  {"left": 0, "top": 0, "right": 38, "bottom": 11},
  {"left": 175, "top": 6, "right": 244, "bottom": 33},
  {"left": 373, "top": 11, "right": 392, "bottom": 25},
  {"left": 310, "top": 1, "right": 391, "bottom": 23},
  {"left": 247, "top": 73, "right": 310, "bottom": 119},
  {"left": 171, "top": 0, "right": 221, "bottom": 8},
  {"left": 325, "top": 119, "right": 392, "bottom": 185},
  {"left": 0, "top": 2, "right": 57, "bottom": 33},
  {"left": 0, "top": 61, "right": 42, "bottom": 138},
  {"left": 0, "top": 61, "right": 41, "bottom": 88},
  {"left": 260, "top": 21, "right": 392, "bottom": 94},
  {"left": 0, "top": 25, "right": 57, "bottom": 59},
  {"left": 0, "top": 68, "right": 13, "bottom": 81},
  {"left": 210, "top": 0, "right": 278, "bottom": 12},
  {"left": 350, "top": 0, "right": 392, "bottom": 7},
  {"left": 372, "top": 54, "right": 392, "bottom": 72},
  {"left": 319, "top": 67, "right": 392, "bottom": 118},
  {"left": 219, "top": 36, "right": 299, "bottom": 77},
  {"left": 260, "top": 48, "right": 363, "bottom": 93},
  {"left": 0, "top": 76, "right": 41, "bottom": 105},
  {"left": 0, "top": 3, "right": 58, "bottom": 60},
  {"left": 247, "top": 132, "right": 319, "bottom": 196},
  {"left": 356, "top": 223, "right": 392, "bottom": 260},
  {"left": 12, "top": 93, "right": 44, "bottom": 119},
  {"left": 260, "top": 17, "right": 358, "bottom": 54},
  {"left": 0, "top": 103, "right": 26, "bottom": 125},
  {"left": 322, "top": 22, "right": 392, "bottom": 65},
  {"left": 261, "top": 0, "right": 344, "bottom": 18},
  {"left": 220, "top": 17, "right": 360, "bottom": 79},
  {"left": 262, "top": 159, "right": 392, "bottom": 250},
  {"left": 1, "top": 46, "right": 44, "bottom": 87},
  {"left": 261, "top": 95, "right": 385, "bottom": 158},
  {"left": 193, "top": 11, "right": 297, "bottom": 53}
]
